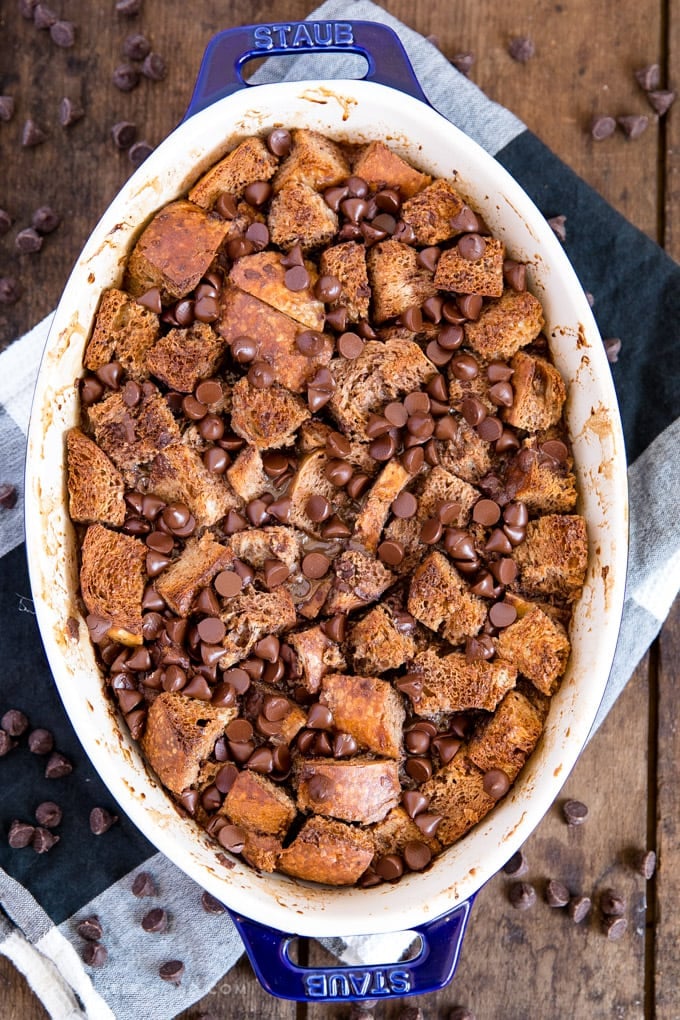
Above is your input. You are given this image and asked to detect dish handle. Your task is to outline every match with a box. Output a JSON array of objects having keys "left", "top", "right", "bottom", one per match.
[
  {"left": 184, "top": 20, "right": 429, "bottom": 119},
  {"left": 229, "top": 899, "right": 473, "bottom": 1002}
]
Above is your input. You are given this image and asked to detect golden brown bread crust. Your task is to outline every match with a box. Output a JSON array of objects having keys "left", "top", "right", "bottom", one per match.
[
  {"left": 407, "top": 551, "right": 486, "bottom": 645},
  {"left": 188, "top": 136, "right": 279, "bottom": 208},
  {"left": 242, "top": 831, "right": 283, "bottom": 872},
  {"left": 466, "top": 689, "right": 544, "bottom": 781},
  {"left": 401, "top": 178, "right": 466, "bottom": 246},
  {"left": 66, "top": 428, "right": 126, "bottom": 526},
  {"left": 83, "top": 288, "right": 159, "bottom": 378},
  {"left": 319, "top": 241, "right": 371, "bottom": 322},
  {"left": 420, "top": 751, "right": 497, "bottom": 847},
  {"left": 228, "top": 525, "right": 304, "bottom": 572},
  {"left": 324, "top": 550, "right": 394, "bottom": 616},
  {"left": 218, "top": 588, "right": 297, "bottom": 669},
  {"left": 352, "top": 459, "right": 412, "bottom": 552},
  {"left": 267, "top": 183, "right": 338, "bottom": 252},
  {"left": 434, "top": 418, "right": 493, "bottom": 484},
  {"left": 434, "top": 238, "right": 505, "bottom": 297},
  {"left": 496, "top": 604, "right": 570, "bottom": 695},
  {"left": 87, "top": 387, "right": 180, "bottom": 475},
  {"left": 148, "top": 442, "right": 240, "bottom": 526},
  {"left": 404, "top": 649, "right": 517, "bottom": 717},
  {"left": 286, "top": 625, "right": 347, "bottom": 695},
  {"left": 79, "top": 524, "right": 147, "bottom": 645},
  {"left": 348, "top": 605, "right": 417, "bottom": 675},
  {"left": 229, "top": 251, "right": 325, "bottom": 330},
  {"left": 367, "top": 240, "right": 437, "bottom": 322},
  {"left": 287, "top": 449, "right": 350, "bottom": 537},
  {"left": 146, "top": 321, "right": 228, "bottom": 393},
  {"left": 503, "top": 351, "right": 567, "bottom": 431},
  {"left": 513, "top": 514, "right": 588, "bottom": 601},
  {"left": 352, "top": 141, "right": 431, "bottom": 198},
  {"left": 506, "top": 442, "right": 578, "bottom": 514},
  {"left": 154, "top": 532, "right": 236, "bottom": 617},
  {"left": 221, "top": 770, "right": 296, "bottom": 838},
  {"left": 230, "top": 377, "right": 311, "bottom": 450},
  {"left": 273, "top": 129, "right": 349, "bottom": 192},
  {"left": 294, "top": 756, "right": 401, "bottom": 824},
  {"left": 371, "top": 806, "right": 441, "bottom": 860},
  {"left": 463, "top": 289, "right": 544, "bottom": 361},
  {"left": 278, "top": 816, "right": 373, "bottom": 885},
  {"left": 320, "top": 673, "right": 405, "bottom": 759},
  {"left": 226, "top": 445, "right": 272, "bottom": 503}
]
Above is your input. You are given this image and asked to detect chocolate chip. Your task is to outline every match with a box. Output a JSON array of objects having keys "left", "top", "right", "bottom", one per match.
[
  {"left": 413, "top": 811, "right": 442, "bottom": 837},
  {"left": 82, "top": 942, "right": 108, "bottom": 968},
  {"left": 0, "top": 209, "right": 11, "bottom": 235},
  {"left": 547, "top": 214, "right": 567, "bottom": 242},
  {"left": 8, "top": 820, "right": 35, "bottom": 848},
  {"left": 244, "top": 181, "right": 272, "bottom": 207},
  {"left": 562, "top": 798, "right": 588, "bottom": 826},
  {"left": 112, "top": 63, "right": 140, "bottom": 91},
  {"left": 50, "top": 20, "right": 76, "bottom": 47},
  {"left": 31, "top": 206, "right": 61, "bottom": 234},
  {"left": 302, "top": 552, "right": 331, "bottom": 580},
  {"left": 110, "top": 120, "right": 137, "bottom": 150},
  {"left": 132, "top": 871, "right": 158, "bottom": 897},
  {"left": 488, "top": 601, "right": 517, "bottom": 629},
  {"left": 216, "top": 824, "right": 246, "bottom": 853},
  {"left": 603, "top": 915, "right": 628, "bottom": 941},
  {"left": 28, "top": 727, "right": 53, "bottom": 754},
  {"left": 377, "top": 540, "right": 405, "bottom": 566},
  {"left": 0, "top": 96, "right": 15, "bottom": 122},
  {"left": 295, "top": 330, "right": 324, "bottom": 356},
  {"left": 600, "top": 888, "right": 626, "bottom": 917},
  {"left": 248, "top": 361, "right": 275, "bottom": 388},
  {"left": 284, "top": 265, "right": 310, "bottom": 291},
  {"left": 617, "top": 114, "right": 648, "bottom": 139},
  {"left": 321, "top": 615, "right": 346, "bottom": 643},
  {"left": 142, "top": 907, "right": 168, "bottom": 932},
  {"left": 1, "top": 709, "right": 28, "bottom": 736},
  {"left": 647, "top": 89, "right": 676, "bottom": 116},
  {"left": 200, "top": 890, "right": 226, "bottom": 914},
  {"left": 35, "top": 801, "right": 62, "bottom": 828},
  {"left": 89, "top": 807, "right": 118, "bottom": 835},
  {"left": 33, "top": 3, "right": 57, "bottom": 28},
  {"left": 123, "top": 32, "right": 151, "bottom": 60},
  {"left": 508, "top": 881, "right": 536, "bottom": 910},
  {"left": 635, "top": 63, "right": 661, "bottom": 91},
  {"left": 457, "top": 233, "right": 486, "bottom": 261},
  {"left": 545, "top": 879, "right": 570, "bottom": 907},
  {"left": 59, "top": 97, "right": 84, "bottom": 127},
  {"left": 392, "top": 491, "right": 418, "bottom": 519},
  {"left": 482, "top": 768, "right": 510, "bottom": 799},
  {"left": 451, "top": 52, "right": 475, "bottom": 75},
  {"left": 263, "top": 558, "right": 289, "bottom": 589},
  {"left": 142, "top": 52, "right": 167, "bottom": 81},
  {"left": 375, "top": 854, "right": 404, "bottom": 881},
  {"left": 502, "top": 849, "right": 528, "bottom": 877},
  {"left": 403, "top": 840, "right": 432, "bottom": 871},
  {"left": 399, "top": 305, "right": 423, "bottom": 331},
  {"left": 15, "top": 228, "right": 43, "bottom": 254},
  {"left": 632, "top": 849, "right": 656, "bottom": 879},
  {"left": 568, "top": 895, "right": 592, "bottom": 923},
  {"left": 77, "top": 916, "right": 104, "bottom": 941},
  {"left": 591, "top": 115, "right": 616, "bottom": 140},
  {"left": 508, "top": 35, "right": 535, "bottom": 62},
  {"left": 129, "top": 141, "right": 153, "bottom": 167},
  {"left": 45, "top": 751, "right": 72, "bottom": 778},
  {"left": 32, "top": 826, "right": 60, "bottom": 853},
  {"left": 337, "top": 332, "right": 364, "bottom": 359}
]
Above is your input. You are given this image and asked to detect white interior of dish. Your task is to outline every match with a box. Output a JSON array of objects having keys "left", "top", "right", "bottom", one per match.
[{"left": 25, "top": 80, "right": 628, "bottom": 938}]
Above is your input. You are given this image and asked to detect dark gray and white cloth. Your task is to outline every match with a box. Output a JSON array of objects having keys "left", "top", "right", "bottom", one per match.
[{"left": 0, "top": 1, "right": 678, "bottom": 1016}]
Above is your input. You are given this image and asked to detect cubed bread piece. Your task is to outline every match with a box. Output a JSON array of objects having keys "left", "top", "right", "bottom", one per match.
[
  {"left": 87, "top": 388, "right": 180, "bottom": 474},
  {"left": 298, "top": 420, "right": 377, "bottom": 474},
  {"left": 124, "top": 200, "right": 230, "bottom": 300},
  {"left": 404, "top": 649, "right": 517, "bottom": 717},
  {"left": 146, "top": 321, "right": 228, "bottom": 393},
  {"left": 155, "top": 532, "right": 235, "bottom": 616},
  {"left": 140, "top": 692, "right": 236, "bottom": 795},
  {"left": 286, "top": 625, "right": 347, "bottom": 695},
  {"left": 353, "top": 459, "right": 412, "bottom": 552},
  {"left": 83, "top": 288, "right": 159, "bottom": 378},
  {"left": 229, "top": 251, "right": 325, "bottom": 330},
  {"left": 242, "top": 831, "right": 283, "bottom": 873},
  {"left": 434, "top": 238, "right": 505, "bottom": 297},
  {"left": 268, "top": 182, "right": 339, "bottom": 252},
  {"left": 320, "top": 673, "right": 405, "bottom": 759},
  {"left": 80, "top": 524, "right": 146, "bottom": 645},
  {"left": 324, "top": 550, "right": 395, "bottom": 616},
  {"left": 353, "top": 141, "right": 431, "bottom": 198},
  {"left": 466, "top": 689, "right": 543, "bottom": 781},
  {"left": 218, "top": 286, "right": 333, "bottom": 393},
  {"left": 348, "top": 604, "right": 417, "bottom": 675},
  {"left": 447, "top": 352, "right": 496, "bottom": 413},
  {"left": 329, "top": 338, "right": 436, "bottom": 439},
  {"left": 218, "top": 588, "right": 297, "bottom": 668},
  {"left": 228, "top": 525, "right": 304, "bottom": 572},
  {"left": 230, "top": 377, "right": 310, "bottom": 450},
  {"left": 278, "top": 816, "right": 373, "bottom": 886},
  {"left": 318, "top": 242, "right": 370, "bottom": 322},
  {"left": 367, "top": 240, "right": 437, "bottom": 322},
  {"left": 416, "top": 466, "right": 480, "bottom": 525},
  {"left": 296, "top": 577, "right": 333, "bottom": 620},
  {"left": 463, "top": 290, "right": 544, "bottom": 361},
  {"left": 420, "top": 751, "right": 497, "bottom": 847},
  {"left": 273, "top": 128, "right": 349, "bottom": 192},
  {"left": 66, "top": 428, "right": 126, "bottom": 526},
  {"left": 435, "top": 418, "right": 493, "bottom": 484},
  {"left": 220, "top": 770, "right": 296, "bottom": 838},
  {"left": 243, "top": 680, "right": 307, "bottom": 745},
  {"left": 287, "top": 449, "right": 349, "bottom": 537},
  {"left": 294, "top": 757, "right": 400, "bottom": 824},
  {"left": 503, "top": 351, "right": 566, "bottom": 431},
  {"left": 513, "top": 514, "right": 588, "bottom": 601},
  {"left": 505, "top": 444, "right": 578, "bottom": 514},
  {"left": 400, "top": 178, "right": 466, "bottom": 246},
  {"left": 226, "top": 446, "right": 272, "bottom": 503},
  {"left": 496, "top": 604, "right": 570, "bottom": 695},
  {"left": 371, "top": 806, "right": 441, "bottom": 859},
  {"left": 148, "top": 443, "right": 240, "bottom": 526},
  {"left": 407, "top": 551, "right": 486, "bottom": 645},
  {"left": 188, "top": 136, "right": 279, "bottom": 208}
]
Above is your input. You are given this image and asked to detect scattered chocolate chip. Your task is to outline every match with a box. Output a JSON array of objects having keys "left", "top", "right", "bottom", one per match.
[
  {"left": 508, "top": 881, "right": 536, "bottom": 910},
  {"left": 8, "top": 820, "right": 35, "bottom": 848},
  {"left": 111, "top": 121, "right": 137, "bottom": 150},
  {"left": 568, "top": 894, "right": 592, "bottom": 923},
  {"left": 28, "top": 728, "right": 54, "bottom": 754},
  {"left": 112, "top": 63, "right": 140, "bottom": 92},
  {"left": 375, "top": 854, "right": 404, "bottom": 881},
  {"left": 31, "top": 206, "right": 60, "bottom": 234},
  {"left": 216, "top": 824, "right": 246, "bottom": 853},
  {"left": 45, "top": 751, "right": 72, "bottom": 778},
  {"left": 0, "top": 278, "right": 22, "bottom": 305},
  {"left": 1, "top": 709, "right": 28, "bottom": 736},
  {"left": 337, "top": 331, "right": 364, "bottom": 359},
  {"left": 603, "top": 915, "right": 628, "bottom": 941},
  {"left": 448, "top": 1009, "right": 476, "bottom": 1020},
  {"left": 0, "top": 209, "right": 11, "bottom": 235},
  {"left": 132, "top": 871, "right": 158, "bottom": 897},
  {"left": 244, "top": 180, "right": 272, "bottom": 207},
  {"left": 77, "top": 916, "right": 104, "bottom": 941},
  {"left": 33, "top": 3, "right": 57, "bottom": 28},
  {"left": 590, "top": 115, "right": 616, "bottom": 141},
  {"left": 632, "top": 849, "right": 656, "bottom": 879},
  {"left": 59, "top": 97, "right": 84, "bottom": 127},
  {"left": 647, "top": 89, "right": 676, "bottom": 116},
  {"left": 159, "top": 959, "right": 184, "bottom": 985},
  {"left": 89, "top": 807, "right": 118, "bottom": 835},
  {"left": 15, "top": 228, "right": 43, "bottom": 254},
  {"left": 483, "top": 768, "right": 510, "bottom": 799},
  {"left": 545, "top": 879, "right": 570, "bottom": 908},
  {"left": 508, "top": 35, "right": 535, "bottom": 62},
  {"left": 142, "top": 907, "right": 168, "bottom": 932},
  {"left": 617, "top": 114, "right": 648, "bottom": 139},
  {"left": 562, "top": 799, "right": 588, "bottom": 826},
  {"left": 32, "top": 826, "right": 60, "bottom": 853},
  {"left": 0, "top": 96, "right": 15, "bottom": 122},
  {"left": 82, "top": 942, "right": 108, "bottom": 967},
  {"left": 142, "top": 52, "right": 167, "bottom": 82},
  {"left": 603, "top": 337, "right": 621, "bottom": 363},
  {"left": 547, "top": 215, "right": 567, "bottom": 242},
  {"left": 129, "top": 141, "right": 154, "bottom": 167},
  {"left": 451, "top": 52, "right": 475, "bottom": 75},
  {"left": 35, "top": 801, "right": 62, "bottom": 828},
  {"left": 116, "top": 0, "right": 142, "bottom": 12},
  {"left": 634, "top": 63, "right": 661, "bottom": 92},
  {"left": 50, "top": 20, "right": 76, "bottom": 47},
  {"left": 201, "top": 890, "right": 226, "bottom": 914},
  {"left": 123, "top": 32, "right": 151, "bottom": 60},
  {"left": 600, "top": 888, "right": 626, "bottom": 917}
]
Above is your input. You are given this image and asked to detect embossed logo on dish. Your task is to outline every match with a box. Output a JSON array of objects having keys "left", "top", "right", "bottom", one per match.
[
  {"left": 303, "top": 967, "right": 411, "bottom": 997},
  {"left": 252, "top": 23, "right": 355, "bottom": 50}
]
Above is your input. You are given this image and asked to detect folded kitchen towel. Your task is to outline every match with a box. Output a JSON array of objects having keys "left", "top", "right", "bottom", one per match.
[{"left": 0, "top": 1, "right": 679, "bottom": 1017}]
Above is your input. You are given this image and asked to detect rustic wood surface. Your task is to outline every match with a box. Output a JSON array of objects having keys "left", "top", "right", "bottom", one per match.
[{"left": 1, "top": 0, "right": 677, "bottom": 1018}]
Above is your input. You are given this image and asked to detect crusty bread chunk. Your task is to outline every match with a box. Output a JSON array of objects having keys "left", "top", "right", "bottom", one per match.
[
  {"left": 80, "top": 524, "right": 146, "bottom": 645},
  {"left": 221, "top": 770, "right": 296, "bottom": 838},
  {"left": 124, "top": 200, "right": 230, "bottom": 300},
  {"left": 400, "top": 178, "right": 466, "bottom": 246},
  {"left": 353, "top": 141, "right": 431, "bottom": 198},
  {"left": 87, "top": 387, "right": 180, "bottom": 474},
  {"left": 349, "top": 604, "right": 417, "bottom": 675},
  {"left": 226, "top": 446, "right": 271, "bottom": 503},
  {"left": 273, "top": 128, "right": 349, "bottom": 192},
  {"left": 287, "top": 449, "right": 349, "bottom": 537},
  {"left": 320, "top": 673, "right": 405, "bottom": 759},
  {"left": 503, "top": 351, "right": 566, "bottom": 431},
  {"left": 83, "top": 288, "right": 159, "bottom": 378},
  {"left": 463, "top": 289, "right": 544, "bottom": 361},
  {"left": 371, "top": 806, "right": 441, "bottom": 860},
  {"left": 268, "top": 183, "right": 338, "bottom": 252},
  {"left": 434, "top": 238, "right": 505, "bottom": 297},
  {"left": 435, "top": 418, "right": 493, "bottom": 484},
  {"left": 324, "top": 550, "right": 394, "bottom": 616},
  {"left": 242, "top": 831, "right": 283, "bottom": 873},
  {"left": 353, "top": 459, "right": 412, "bottom": 552},
  {"left": 246, "top": 682, "right": 307, "bottom": 746},
  {"left": 230, "top": 377, "right": 310, "bottom": 450},
  {"left": 505, "top": 443, "right": 578, "bottom": 514},
  {"left": 407, "top": 551, "right": 486, "bottom": 645},
  {"left": 513, "top": 514, "right": 588, "bottom": 601},
  {"left": 146, "top": 321, "right": 228, "bottom": 393},
  {"left": 188, "top": 136, "right": 278, "bottom": 208},
  {"left": 296, "top": 577, "right": 333, "bottom": 621},
  {"left": 141, "top": 692, "right": 236, "bottom": 795},
  {"left": 319, "top": 242, "right": 370, "bottom": 322},
  {"left": 155, "top": 532, "right": 235, "bottom": 617},
  {"left": 149, "top": 443, "right": 240, "bottom": 526},
  {"left": 218, "top": 588, "right": 297, "bottom": 668},
  {"left": 278, "top": 816, "right": 373, "bottom": 886},
  {"left": 420, "top": 750, "right": 497, "bottom": 847},
  {"left": 286, "top": 625, "right": 346, "bottom": 695},
  {"left": 404, "top": 649, "right": 517, "bottom": 717},
  {"left": 217, "top": 286, "right": 333, "bottom": 393},
  {"left": 228, "top": 525, "right": 303, "bottom": 572},
  {"left": 447, "top": 351, "right": 496, "bottom": 412},
  {"left": 496, "top": 603, "right": 570, "bottom": 695},
  {"left": 367, "top": 240, "right": 437, "bottom": 322},
  {"left": 66, "top": 428, "right": 126, "bottom": 526},
  {"left": 298, "top": 420, "right": 377, "bottom": 474},
  {"left": 229, "top": 251, "right": 325, "bottom": 330},
  {"left": 294, "top": 756, "right": 400, "bottom": 824},
  {"left": 467, "top": 689, "right": 543, "bottom": 781}
]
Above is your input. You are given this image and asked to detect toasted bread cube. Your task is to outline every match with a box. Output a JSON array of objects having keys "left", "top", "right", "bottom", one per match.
[
  {"left": 506, "top": 443, "right": 577, "bottom": 514},
  {"left": 324, "top": 550, "right": 394, "bottom": 616},
  {"left": 287, "top": 449, "right": 349, "bottom": 537},
  {"left": 320, "top": 673, "right": 405, "bottom": 759},
  {"left": 273, "top": 128, "right": 349, "bottom": 192},
  {"left": 447, "top": 351, "right": 497, "bottom": 412},
  {"left": 146, "top": 321, "right": 227, "bottom": 393},
  {"left": 349, "top": 604, "right": 417, "bottom": 675},
  {"left": 434, "top": 237, "right": 504, "bottom": 297},
  {"left": 319, "top": 242, "right": 370, "bottom": 322},
  {"left": 218, "top": 588, "right": 297, "bottom": 668},
  {"left": 155, "top": 533, "right": 235, "bottom": 617},
  {"left": 353, "top": 459, "right": 412, "bottom": 553},
  {"left": 405, "top": 649, "right": 517, "bottom": 717},
  {"left": 513, "top": 514, "right": 588, "bottom": 601},
  {"left": 278, "top": 816, "right": 373, "bottom": 886},
  {"left": 66, "top": 428, "right": 126, "bottom": 526},
  {"left": 218, "top": 286, "right": 333, "bottom": 393},
  {"left": 87, "top": 388, "right": 180, "bottom": 474},
  {"left": 80, "top": 524, "right": 147, "bottom": 645},
  {"left": 297, "top": 420, "right": 377, "bottom": 474},
  {"left": 267, "top": 182, "right": 338, "bottom": 252},
  {"left": 464, "top": 290, "right": 544, "bottom": 361},
  {"left": 286, "top": 625, "right": 347, "bottom": 695},
  {"left": 188, "top": 136, "right": 278, "bottom": 208},
  {"left": 420, "top": 751, "right": 497, "bottom": 847},
  {"left": 228, "top": 525, "right": 303, "bottom": 572},
  {"left": 141, "top": 692, "right": 236, "bottom": 795},
  {"left": 220, "top": 771, "right": 296, "bottom": 838},
  {"left": 496, "top": 604, "right": 570, "bottom": 695},
  {"left": 226, "top": 446, "right": 271, "bottom": 503},
  {"left": 400, "top": 178, "right": 466, "bottom": 246},
  {"left": 242, "top": 831, "right": 283, "bottom": 873},
  {"left": 148, "top": 443, "right": 239, "bottom": 527},
  {"left": 294, "top": 757, "right": 400, "bottom": 824},
  {"left": 407, "top": 551, "right": 486, "bottom": 645},
  {"left": 242, "top": 680, "right": 307, "bottom": 745},
  {"left": 83, "top": 288, "right": 159, "bottom": 378},
  {"left": 467, "top": 689, "right": 543, "bottom": 781},
  {"left": 296, "top": 577, "right": 333, "bottom": 621},
  {"left": 229, "top": 251, "right": 325, "bottom": 330},
  {"left": 353, "top": 141, "right": 431, "bottom": 198},
  {"left": 124, "top": 200, "right": 230, "bottom": 301},
  {"left": 435, "top": 418, "right": 493, "bottom": 484},
  {"left": 371, "top": 806, "right": 441, "bottom": 860},
  {"left": 367, "top": 240, "right": 437, "bottom": 322},
  {"left": 503, "top": 351, "right": 566, "bottom": 431},
  {"left": 230, "top": 377, "right": 310, "bottom": 450}
]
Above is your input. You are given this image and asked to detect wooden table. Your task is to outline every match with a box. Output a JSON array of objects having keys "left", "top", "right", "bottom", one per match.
[{"left": 2, "top": 0, "right": 678, "bottom": 1017}]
